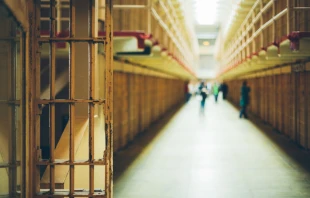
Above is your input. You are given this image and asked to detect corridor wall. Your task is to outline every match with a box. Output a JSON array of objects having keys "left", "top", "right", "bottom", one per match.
[
  {"left": 226, "top": 62, "right": 310, "bottom": 149},
  {"left": 113, "top": 70, "right": 185, "bottom": 151}
]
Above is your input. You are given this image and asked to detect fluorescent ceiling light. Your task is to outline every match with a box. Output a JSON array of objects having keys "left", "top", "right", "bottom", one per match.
[{"left": 194, "top": 0, "right": 220, "bottom": 25}]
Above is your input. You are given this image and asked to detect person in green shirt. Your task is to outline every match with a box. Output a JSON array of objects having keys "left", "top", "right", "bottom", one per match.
[{"left": 212, "top": 83, "right": 220, "bottom": 103}]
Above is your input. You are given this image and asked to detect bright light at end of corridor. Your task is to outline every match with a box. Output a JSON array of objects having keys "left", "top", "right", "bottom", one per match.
[
  {"left": 194, "top": 0, "right": 219, "bottom": 25},
  {"left": 203, "top": 41, "right": 210, "bottom": 46}
]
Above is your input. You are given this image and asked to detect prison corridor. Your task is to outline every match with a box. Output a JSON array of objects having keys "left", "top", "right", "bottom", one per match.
[{"left": 114, "top": 97, "right": 310, "bottom": 198}]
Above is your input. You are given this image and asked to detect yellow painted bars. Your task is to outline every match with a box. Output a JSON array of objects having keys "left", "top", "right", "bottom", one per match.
[
  {"left": 104, "top": 0, "right": 114, "bottom": 198},
  {"left": 49, "top": 0, "right": 56, "bottom": 194},
  {"left": 218, "top": 0, "right": 310, "bottom": 78},
  {"left": 34, "top": 0, "right": 111, "bottom": 197},
  {"left": 69, "top": 0, "right": 76, "bottom": 196},
  {"left": 0, "top": 7, "right": 24, "bottom": 197}
]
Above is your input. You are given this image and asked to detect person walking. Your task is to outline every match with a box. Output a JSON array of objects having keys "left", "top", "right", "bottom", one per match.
[
  {"left": 212, "top": 83, "right": 220, "bottom": 103},
  {"left": 221, "top": 82, "right": 228, "bottom": 100},
  {"left": 239, "top": 81, "right": 250, "bottom": 118},
  {"left": 200, "top": 87, "right": 208, "bottom": 115},
  {"left": 185, "top": 82, "right": 193, "bottom": 103}
]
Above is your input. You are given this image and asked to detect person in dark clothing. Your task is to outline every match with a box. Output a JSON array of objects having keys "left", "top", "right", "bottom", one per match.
[
  {"left": 221, "top": 83, "right": 228, "bottom": 100},
  {"left": 240, "top": 81, "right": 250, "bottom": 118},
  {"left": 198, "top": 81, "right": 205, "bottom": 92},
  {"left": 200, "top": 88, "right": 208, "bottom": 114},
  {"left": 185, "top": 82, "right": 190, "bottom": 103}
]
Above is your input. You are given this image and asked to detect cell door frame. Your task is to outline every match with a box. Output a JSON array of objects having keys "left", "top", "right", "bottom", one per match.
[
  {"left": 27, "top": 0, "right": 114, "bottom": 197},
  {"left": 0, "top": 3, "right": 27, "bottom": 197}
]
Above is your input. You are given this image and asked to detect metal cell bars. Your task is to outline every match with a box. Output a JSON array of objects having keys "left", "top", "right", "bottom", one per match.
[
  {"left": 150, "top": 1, "right": 192, "bottom": 68},
  {"left": 104, "top": 1, "right": 114, "bottom": 198},
  {"left": 40, "top": 0, "right": 70, "bottom": 33},
  {"left": 111, "top": 0, "right": 194, "bottom": 70},
  {"left": 0, "top": 9, "right": 24, "bottom": 197},
  {"left": 223, "top": 0, "right": 310, "bottom": 69},
  {"left": 35, "top": 0, "right": 109, "bottom": 197}
]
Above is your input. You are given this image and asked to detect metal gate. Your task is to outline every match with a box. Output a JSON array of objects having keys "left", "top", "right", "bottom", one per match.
[
  {"left": 0, "top": 3, "right": 25, "bottom": 197},
  {"left": 27, "top": 0, "right": 113, "bottom": 197}
]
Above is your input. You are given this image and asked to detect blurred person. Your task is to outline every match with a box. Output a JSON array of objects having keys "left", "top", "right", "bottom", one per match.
[
  {"left": 212, "top": 82, "right": 220, "bottom": 103},
  {"left": 197, "top": 80, "right": 207, "bottom": 95},
  {"left": 200, "top": 87, "right": 208, "bottom": 115},
  {"left": 221, "top": 82, "right": 228, "bottom": 100},
  {"left": 198, "top": 81, "right": 205, "bottom": 92},
  {"left": 239, "top": 81, "right": 250, "bottom": 118},
  {"left": 185, "top": 82, "right": 193, "bottom": 102}
]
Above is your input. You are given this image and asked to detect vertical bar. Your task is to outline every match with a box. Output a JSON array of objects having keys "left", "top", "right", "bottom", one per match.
[
  {"left": 260, "top": 0, "right": 264, "bottom": 47},
  {"left": 286, "top": 0, "right": 291, "bottom": 34},
  {"left": 69, "top": 0, "right": 76, "bottom": 196},
  {"left": 24, "top": 0, "right": 38, "bottom": 196},
  {"left": 49, "top": 0, "right": 56, "bottom": 194},
  {"left": 11, "top": 24, "right": 17, "bottom": 197},
  {"left": 34, "top": 0, "right": 42, "bottom": 195},
  {"left": 7, "top": 21, "right": 14, "bottom": 197},
  {"left": 304, "top": 1, "right": 308, "bottom": 31},
  {"left": 292, "top": 0, "right": 296, "bottom": 32},
  {"left": 105, "top": 0, "right": 113, "bottom": 197},
  {"left": 246, "top": 24, "right": 249, "bottom": 58},
  {"left": 147, "top": 0, "right": 152, "bottom": 34},
  {"left": 305, "top": 71, "right": 309, "bottom": 149},
  {"left": 57, "top": 0, "right": 62, "bottom": 32},
  {"left": 20, "top": 30, "right": 26, "bottom": 198},
  {"left": 252, "top": 12, "right": 256, "bottom": 53},
  {"left": 272, "top": 0, "right": 275, "bottom": 42},
  {"left": 88, "top": 0, "right": 95, "bottom": 195}
]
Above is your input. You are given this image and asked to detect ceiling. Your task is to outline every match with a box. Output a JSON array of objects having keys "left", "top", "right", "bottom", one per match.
[{"left": 193, "top": 0, "right": 240, "bottom": 79}]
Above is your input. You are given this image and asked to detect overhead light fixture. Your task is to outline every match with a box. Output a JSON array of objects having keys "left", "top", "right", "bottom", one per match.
[{"left": 203, "top": 41, "right": 210, "bottom": 46}]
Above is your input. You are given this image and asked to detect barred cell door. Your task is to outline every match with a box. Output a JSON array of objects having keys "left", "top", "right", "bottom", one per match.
[
  {"left": 28, "top": 0, "right": 113, "bottom": 197},
  {"left": 0, "top": 4, "right": 26, "bottom": 197}
]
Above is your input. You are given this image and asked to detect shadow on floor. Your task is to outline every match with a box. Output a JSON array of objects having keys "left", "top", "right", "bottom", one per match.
[
  {"left": 228, "top": 100, "right": 310, "bottom": 175},
  {"left": 113, "top": 103, "right": 185, "bottom": 181}
]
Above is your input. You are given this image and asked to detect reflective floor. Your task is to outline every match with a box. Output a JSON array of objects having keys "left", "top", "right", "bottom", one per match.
[{"left": 114, "top": 96, "right": 310, "bottom": 198}]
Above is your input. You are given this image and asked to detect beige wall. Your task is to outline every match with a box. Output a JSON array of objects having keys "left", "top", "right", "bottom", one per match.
[
  {"left": 113, "top": 72, "right": 186, "bottom": 151},
  {"left": 227, "top": 63, "right": 310, "bottom": 149}
]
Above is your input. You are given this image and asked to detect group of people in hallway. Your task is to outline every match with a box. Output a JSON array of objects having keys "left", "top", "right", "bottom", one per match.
[{"left": 186, "top": 80, "right": 250, "bottom": 118}]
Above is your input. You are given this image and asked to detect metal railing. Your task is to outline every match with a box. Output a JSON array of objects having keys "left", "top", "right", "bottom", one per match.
[
  {"left": 219, "top": 0, "right": 310, "bottom": 76},
  {"left": 109, "top": 0, "right": 197, "bottom": 72}
]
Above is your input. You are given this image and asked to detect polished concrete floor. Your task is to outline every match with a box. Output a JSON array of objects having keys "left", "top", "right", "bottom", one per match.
[{"left": 114, "top": 96, "right": 310, "bottom": 198}]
